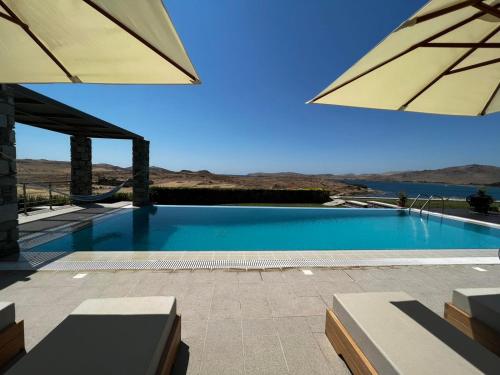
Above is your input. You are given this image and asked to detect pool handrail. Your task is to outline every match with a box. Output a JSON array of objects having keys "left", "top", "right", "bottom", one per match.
[
  {"left": 420, "top": 195, "right": 445, "bottom": 215},
  {"left": 408, "top": 194, "right": 421, "bottom": 212}
]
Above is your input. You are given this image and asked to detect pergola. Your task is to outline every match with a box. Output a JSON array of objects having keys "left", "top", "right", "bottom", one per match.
[{"left": 0, "top": 84, "right": 150, "bottom": 254}]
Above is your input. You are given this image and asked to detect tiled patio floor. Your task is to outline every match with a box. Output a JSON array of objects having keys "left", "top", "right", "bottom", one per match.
[{"left": 1, "top": 265, "right": 499, "bottom": 374}]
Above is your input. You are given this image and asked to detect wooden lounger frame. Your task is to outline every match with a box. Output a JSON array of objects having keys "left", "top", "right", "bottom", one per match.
[
  {"left": 325, "top": 309, "right": 378, "bottom": 375},
  {"left": 0, "top": 321, "right": 25, "bottom": 370},
  {"left": 444, "top": 303, "right": 500, "bottom": 356},
  {"left": 156, "top": 315, "right": 181, "bottom": 375}
]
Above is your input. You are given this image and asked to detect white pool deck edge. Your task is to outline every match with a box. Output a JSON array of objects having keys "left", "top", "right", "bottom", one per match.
[{"left": 7, "top": 204, "right": 499, "bottom": 271}]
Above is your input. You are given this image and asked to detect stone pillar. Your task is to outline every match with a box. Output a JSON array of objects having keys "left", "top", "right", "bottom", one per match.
[
  {"left": 132, "top": 138, "right": 150, "bottom": 206},
  {"left": 0, "top": 85, "right": 19, "bottom": 257},
  {"left": 70, "top": 136, "right": 92, "bottom": 196}
]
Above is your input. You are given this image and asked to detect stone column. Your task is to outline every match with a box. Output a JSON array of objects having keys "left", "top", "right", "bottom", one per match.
[
  {"left": 0, "top": 85, "right": 19, "bottom": 257},
  {"left": 70, "top": 136, "right": 92, "bottom": 196},
  {"left": 132, "top": 138, "right": 150, "bottom": 206}
]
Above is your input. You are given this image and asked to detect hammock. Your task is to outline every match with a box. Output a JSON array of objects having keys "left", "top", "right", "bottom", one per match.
[{"left": 28, "top": 178, "right": 132, "bottom": 203}]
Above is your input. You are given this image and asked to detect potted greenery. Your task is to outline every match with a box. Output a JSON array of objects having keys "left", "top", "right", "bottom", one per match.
[
  {"left": 398, "top": 191, "right": 407, "bottom": 207},
  {"left": 466, "top": 188, "right": 494, "bottom": 214}
]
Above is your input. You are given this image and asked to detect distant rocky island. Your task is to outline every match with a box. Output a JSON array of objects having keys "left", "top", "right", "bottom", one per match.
[
  {"left": 335, "top": 164, "right": 500, "bottom": 186},
  {"left": 250, "top": 164, "right": 500, "bottom": 186}
]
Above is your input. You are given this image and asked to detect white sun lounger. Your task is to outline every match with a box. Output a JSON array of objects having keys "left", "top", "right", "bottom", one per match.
[
  {"left": 445, "top": 287, "right": 500, "bottom": 356},
  {"left": 0, "top": 302, "right": 24, "bottom": 370},
  {"left": 6, "top": 297, "right": 180, "bottom": 375},
  {"left": 326, "top": 292, "right": 500, "bottom": 374}
]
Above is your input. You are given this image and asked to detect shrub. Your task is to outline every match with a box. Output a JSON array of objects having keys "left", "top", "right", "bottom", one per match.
[
  {"left": 466, "top": 188, "right": 494, "bottom": 214},
  {"left": 398, "top": 191, "right": 407, "bottom": 207},
  {"left": 149, "top": 187, "right": 330, "bottom": 205}
]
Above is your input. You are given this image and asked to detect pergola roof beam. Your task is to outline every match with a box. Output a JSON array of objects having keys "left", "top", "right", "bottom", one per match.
[{"left": 7, "top": 84, "right": 142, "bottom": 140}]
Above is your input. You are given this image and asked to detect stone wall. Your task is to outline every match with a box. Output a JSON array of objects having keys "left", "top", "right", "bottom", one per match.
[
  {"left": 0, "top": 86, "right": 19, "bottom": 256},
  {"left": 132, "top": 139, "right": 150, "bottom": 206},
  {"left": 70, "top": 136, "right": 92, "bottom": 196}
]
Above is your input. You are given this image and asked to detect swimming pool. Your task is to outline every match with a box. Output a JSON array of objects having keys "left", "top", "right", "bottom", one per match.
[{"left": 30, "top": 206, "right": 500, "bottom": 251}]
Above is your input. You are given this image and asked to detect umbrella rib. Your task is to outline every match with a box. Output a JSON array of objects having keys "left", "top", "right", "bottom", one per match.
[
  {"left": 480, "top": 81, "right": 500, "bottom": 115},
  {"left": 398, "top": 0, "right": 483, "bottom": 29},
  {"left": 473, "top": 2, "right": 500, "bottom": 18},
  {"left": 423, "top": 42, "right": 500, "bottom": 48},
  {"left": 82, "top": 0, "right": 199, "bottom": 84},
  {"left": 0, "top": 1, "right": 75, "bottom": 82},
  {"left": 309, "top": 7, "right": 489, "bottom": 103},
  {"left": 447, "top": 57, "right": 500, "bottom": 75},
  {"left": 0, "top": 11, "right": 26, "bottom": 27},
  {"left": 400, "top": 25, "right": 500, "bottom": 110}
]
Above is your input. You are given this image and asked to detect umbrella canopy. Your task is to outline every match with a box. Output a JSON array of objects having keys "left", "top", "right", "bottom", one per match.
[
  {"left": 309, "top": 0, "right": 500, "bottom": 116},
  {"left": 0, "top": 0, "right": 199, "bottom": 84}
]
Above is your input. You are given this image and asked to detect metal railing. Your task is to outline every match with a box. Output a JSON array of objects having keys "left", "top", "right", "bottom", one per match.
[
  {"left": 17, "top": 181, "right": 72, "bottom": 215},
  {"left": 408, "top": 194, "right": 422, "bottom": 210},
  {"left": 419, "top": 194, "right": 445, "bottom": 215},
  {"left": 408, "top": 194, "right": 446, "bottom": 216}
]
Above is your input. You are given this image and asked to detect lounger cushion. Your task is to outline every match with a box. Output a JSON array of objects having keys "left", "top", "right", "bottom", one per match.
[
  {"left": 0, "top": 302, "right": 15, "bottom": 332},
  {"left": 6, "top": 296, "right": 176, "bottom": 375},
  {"left": 332, "top": 292, "right": 500, "bottom": 375},
  {"left": 452, "top": 288, "right": 500, "bottom": 332}
]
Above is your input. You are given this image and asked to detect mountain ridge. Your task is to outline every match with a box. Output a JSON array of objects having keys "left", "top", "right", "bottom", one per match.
[{"left": 16, "top": 159, "right": 500, "bottom": 186}]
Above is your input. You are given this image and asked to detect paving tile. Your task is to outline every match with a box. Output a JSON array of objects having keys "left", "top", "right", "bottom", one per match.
[
  {"left": 243, "top": 335, "right": 288, "bottom": 374},
  {"left": 182, "top": 320, "right": 208, "bottom": 339},
  {"left": 127, "top": 280, "right": 164, "bottom": 296},
  {"left": 210, "top": 295, "right": 241, "bottom": 320},
  {"left": 241, "top": 318, "right": 277, "bottom": 337},
  {"left": 265, "top": 283, "right": 294, "bottom": 299},
  {"left": 213, "top": 283, "right": 239, "bottom": 298},
  {"left": 5, "top": 266, "right": 500, "bottom": 374},
  {"left": 279, "top": 333, "right": 332, "bottom": 375},
  {"left": 314, "top": 280, "right": 363, "bottom": 296},
  {"left": 290, "top": 281, "right": 319, "bottom": 297},
  {"left": 98, "top": 282, "right": 135, "bottom": 298},
  {"left": 274, "top": 316, "right": 311, "bottom": 337},
  {"left": 212, "top": 270, "right": 239, "bottom": 284},
  {"left": 306, "top": 314, "right": 326, "bottom": 333},
  {"left": 237, "top": 271, "right": 262, "bottom": 283},
  {"left": 244, "top": 365, "right": 288, "bottom": 375},
  {"left": 206, "top": 319, "right": 242, "bottom": 339},
  {"left": 241, "top": 299, "right": 272, "bottom": 319},
  {"left": 261, "top": 271, "right": 285, "bottom": 283},
  {"left": 203, "top": 335, "right": 243, "bottom": 364},
  {"left": 294, "top": 296, "right": 326, "bottom": 316},
  {"left": 178, "top": 301, "right": 211, "bottom": 321},
  {"left": 200, "top": 359, "right": 244, "bottom": 375},
  {"left": 238, "top": 282, "right": 267, "bottom": 301},
  {"left": 136, "top": 271, "right": 172, "bottom": 285},
  {"left": 313, "top": 333, "right": 351, "bottom": 374}
]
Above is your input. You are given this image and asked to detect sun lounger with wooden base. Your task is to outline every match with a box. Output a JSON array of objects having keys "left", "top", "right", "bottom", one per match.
[
  {"left": 0, "top": 302, "right": 25, "bottom": 371},
  {"left": 444, "top": 288, "right": 500, "bottom": 356},
  {"left": 325, "top": 292, "right": 500, "bottom": 374},
  {"left": 6, "top": 296, "right": 180, "bottom": 375}
]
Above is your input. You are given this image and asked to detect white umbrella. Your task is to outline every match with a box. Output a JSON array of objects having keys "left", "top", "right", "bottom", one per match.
[
  {"left": 309, "top": 0, "right": 500, "bottom": 116},
  {"left": 0, "top": 0, "right": 199, "bottom": 84}
]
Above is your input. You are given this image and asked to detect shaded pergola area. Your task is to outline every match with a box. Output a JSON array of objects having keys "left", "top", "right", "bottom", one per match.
[{"left": 0, "top": 84, "right": 149, "bottom": 256}]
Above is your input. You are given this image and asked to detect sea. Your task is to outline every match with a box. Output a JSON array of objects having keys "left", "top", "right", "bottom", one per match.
[{"left": 345, "top": 180, "right": 500, "bottom": 200}]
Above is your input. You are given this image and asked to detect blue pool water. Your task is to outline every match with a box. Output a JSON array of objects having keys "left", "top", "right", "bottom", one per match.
[{"left": 32, "top": 206, "right": 500, "bottom": 251}]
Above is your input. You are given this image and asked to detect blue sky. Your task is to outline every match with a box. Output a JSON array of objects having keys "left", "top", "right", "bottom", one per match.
[{"left": 17, "top": 0, "right": 500, "bottom": 174}]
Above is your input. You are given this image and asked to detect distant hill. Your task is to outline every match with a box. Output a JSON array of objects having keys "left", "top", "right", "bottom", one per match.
[
  {"left": 338, "top": 164, "right": 500, "bottom": 185},
  {"left": 251, "top": 165, "right": 500, "bottom": 186},
  {"left": 15, "top": 159, "right": 365, "bottom": 195},
  {"left": 17, "top": 159, "right": 498, "bottom": 193}
]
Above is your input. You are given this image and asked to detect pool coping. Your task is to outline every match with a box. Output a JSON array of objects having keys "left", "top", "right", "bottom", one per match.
[
  {"left": 1, "top": 250, "right": 499, "bottom": 271},
  {"left": 10, "top": 204, "right": 499, "bottom": 271}
]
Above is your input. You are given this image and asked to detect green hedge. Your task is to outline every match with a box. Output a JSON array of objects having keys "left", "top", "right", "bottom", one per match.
[{"left": 149, "top": 187, "right": 330, "bottom": 205}]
